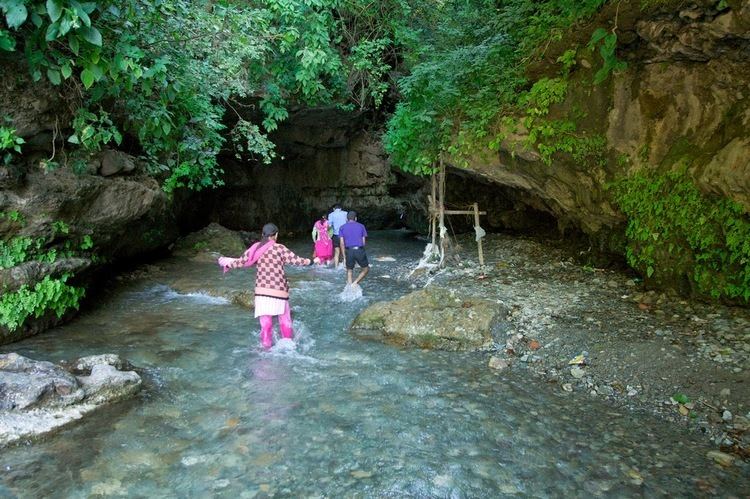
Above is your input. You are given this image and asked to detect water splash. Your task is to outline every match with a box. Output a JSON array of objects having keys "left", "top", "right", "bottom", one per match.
[{"left": 339, "top": 283, "right": 363, "bottom": 302}]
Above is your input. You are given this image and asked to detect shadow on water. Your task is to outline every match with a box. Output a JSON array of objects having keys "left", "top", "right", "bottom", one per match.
[{"left": 1, "top": 230, "right": 748, "bottom": 497}]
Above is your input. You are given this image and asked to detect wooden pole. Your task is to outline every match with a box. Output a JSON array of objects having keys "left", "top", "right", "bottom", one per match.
[
  {"left": 430, "top": 173, "right": 437, "bottom": 248},
  {"left": 474, "top": 202, "right": 484, "bottom": 268},
  {"left": 438, "top": 157, "right": 446, "bottom": 266}
]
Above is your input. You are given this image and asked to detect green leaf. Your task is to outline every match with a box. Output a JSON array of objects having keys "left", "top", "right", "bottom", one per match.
[
  {"left": 587, "top": 27, "right": 608, "bottom": 50},
  {"left": 0, "top": 31, "right": 15, "bottom": 51},
  {"left": 59, "top": 14, "right": 72, "bottom": 36},
  {"left": 60, "top": 63, "right": 72, "bottom": 79},
  {"left": 70, "top": 0, "right": 90, "bottom": 27},
  {"left": 4, "top": 0, "right": 28, "bottom": 29},
  {"left": 46, "top": 0, "right": 62, "bottom": 22},
  {"left": 672, "top": 393, "right": 689, "bottom": 404},
  {"left": 46, "top": 69, "right": 61, "bottom": 85},
  {"left": 78, "top": 25, "right": 101, "bottom": 46},
  {"left": 68, "top": 34, "right": 80, "bottom": 55},
  {"left": 67, "top": 134, "right": 79, "bottom": 144},
  {"left": 45, "top": 22, "right": 59, "bottom": 41},
  {"left": 80, "top": 68, "right": 95, "bottom": 88}
]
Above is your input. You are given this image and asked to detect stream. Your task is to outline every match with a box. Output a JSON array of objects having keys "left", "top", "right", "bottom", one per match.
[{"left": 1, "top": 231, "right": 747, "bottom": 497}]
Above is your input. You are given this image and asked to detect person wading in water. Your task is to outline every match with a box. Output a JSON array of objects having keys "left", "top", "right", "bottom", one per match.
[
  {"left": 218, "top": 223, "right": 319, "bottom": 349},
  {"left": 339, "top": 210, "right": 369, "bottom": 287}
]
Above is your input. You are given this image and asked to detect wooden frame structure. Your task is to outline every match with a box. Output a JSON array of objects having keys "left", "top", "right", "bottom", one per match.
[{"left": 427, "top": 157, "right": 486, "bottom": 269}]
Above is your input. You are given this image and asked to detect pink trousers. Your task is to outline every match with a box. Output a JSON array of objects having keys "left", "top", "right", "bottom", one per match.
[{"left": 258, "top": 301, "right": 293, "bottom": 349}]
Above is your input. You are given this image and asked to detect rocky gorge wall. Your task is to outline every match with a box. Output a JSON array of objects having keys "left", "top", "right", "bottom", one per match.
[
  {"left": 0, "top": 59, "right": 179, "bottom": 343},
  {"left": 448, "top": 1, "right": 750, "bottom": 296}
]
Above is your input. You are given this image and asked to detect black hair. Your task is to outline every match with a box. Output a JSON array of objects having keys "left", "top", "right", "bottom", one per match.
[
  {"left": 261, "top": 223, "right": 278, "bottom": 242},
  {"left": 347, "top": 211, "right": 357, "bottom": 220}
]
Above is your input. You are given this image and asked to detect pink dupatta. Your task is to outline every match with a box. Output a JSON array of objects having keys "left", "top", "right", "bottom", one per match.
[{"left": 218, "top": 240, "right": 275, "bottom": 273}]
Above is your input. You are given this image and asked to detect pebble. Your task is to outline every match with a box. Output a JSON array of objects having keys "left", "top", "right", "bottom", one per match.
[
  {"left": 706, "top": 450, "right": 734, "bottom": 467},
  {"left": 562, "top": 383, "right": 573, "bottom": 392},
  {"left": 570, "top": 367, "right": 585, "bottom": 379},
  {"left": 722, "top": 410, "right": 732, "bottom": 421},
  {"left": 488, "top": 356, "right": 510, "bottom": 371}
]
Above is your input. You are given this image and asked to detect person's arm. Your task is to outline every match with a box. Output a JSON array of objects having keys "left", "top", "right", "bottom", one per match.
[
  {"left": 311, "top": 226, "right": 318, "bottom": 242},
  {"left": 280, "top": 245, "right": 312, "bottom": 266},
  {"left": 339, "top": 235, "right": 346, "bottom": 253}
]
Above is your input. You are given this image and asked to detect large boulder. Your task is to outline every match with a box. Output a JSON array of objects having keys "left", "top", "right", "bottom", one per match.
[
  {"left": 350, "top": 287, "right": 507, "bottom": 351},
  {"left": 0, "top": 353, "right": 141, "bottom": 447},
  {"left": 172, "top": 222, "right": 247, "bottom": 259}
]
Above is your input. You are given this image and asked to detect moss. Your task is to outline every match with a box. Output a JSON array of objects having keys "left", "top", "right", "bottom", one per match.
[{"left": 659, "top": 137, "right": 699, "bottom": 167}]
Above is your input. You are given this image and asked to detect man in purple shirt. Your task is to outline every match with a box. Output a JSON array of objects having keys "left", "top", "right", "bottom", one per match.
[{"left": 338, "top": 210, "right": 369, "bottom": 285}]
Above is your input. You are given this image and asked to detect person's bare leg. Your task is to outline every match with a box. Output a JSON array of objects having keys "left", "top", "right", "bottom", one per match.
[
  {"left": 334, "top": 247, "right": 341, "bottom": 268},
  {"left": 353, "top": 266, "right": 369, "bottom": 285},
  {"left": 347, "top": 269, "right": 353, "bottom": 284}
]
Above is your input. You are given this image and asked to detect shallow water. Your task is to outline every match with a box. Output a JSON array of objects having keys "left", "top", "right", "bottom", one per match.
[{"left": 1, "top": 231, "right": 747, "bottom": 497}]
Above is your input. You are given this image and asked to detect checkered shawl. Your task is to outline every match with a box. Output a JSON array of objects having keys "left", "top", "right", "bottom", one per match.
[{"left": 252, "top": 243, "right": 310, "bottom": 299}]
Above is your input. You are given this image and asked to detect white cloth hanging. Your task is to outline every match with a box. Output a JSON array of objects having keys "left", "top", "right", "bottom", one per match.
[{"left": 474, "top": 225, "right": 486, "bottom": 242}]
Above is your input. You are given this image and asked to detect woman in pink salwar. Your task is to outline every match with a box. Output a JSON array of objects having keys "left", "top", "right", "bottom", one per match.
[
  {"left": 311, "top": 214, "right": 334, "bottom": 264},
  {"left": 218, "top": 223, "right": 318, "bottom": 349}
]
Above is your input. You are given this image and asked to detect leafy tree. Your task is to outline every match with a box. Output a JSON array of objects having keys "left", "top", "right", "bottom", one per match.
[
  {"left": 382, "top": 0, "right": 610, "bottom": 175},
  {"left": 1, "top": 0, "right": 351, "bottom": 192}
]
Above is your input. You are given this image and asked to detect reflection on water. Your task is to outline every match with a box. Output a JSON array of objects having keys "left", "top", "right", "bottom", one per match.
[{"left": 1, "top": 231, "right": 747, "bottom": 497}]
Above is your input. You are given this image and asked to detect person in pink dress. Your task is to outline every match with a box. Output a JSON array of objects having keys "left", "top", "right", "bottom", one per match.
[
  {"left": 311, "top": 214, "right": 334, "bottom": 265},
  {"left": 218, "top": 223, "right": 318, "bottom": 349}
]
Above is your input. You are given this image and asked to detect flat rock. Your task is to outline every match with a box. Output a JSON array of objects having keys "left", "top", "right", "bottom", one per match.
[
  {"left": 0, "top": 353, "right": 141, "bottom": 447},
  {"left": 350, "top": 287, "right": 506, "bottom": 351}
]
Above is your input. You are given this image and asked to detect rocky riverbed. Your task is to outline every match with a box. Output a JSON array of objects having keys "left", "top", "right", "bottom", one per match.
[{"left": 398, "top": 232, "right": 749, "bottom": 462}]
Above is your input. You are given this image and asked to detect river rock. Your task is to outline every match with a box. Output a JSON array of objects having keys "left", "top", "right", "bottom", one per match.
[
  {"left": 76, "top": 364, "right": 141, "bottom": 405},
  {"left": 73, "top": 354, "right": 130, "bottom": 374},
  {"left": 488, "top": 356, "right": 510, "bottom": 371},
  {"left": 349, "top": 287, "right": 507, "bottom": 351},
  {"left": 0, "top": 353, "right": 83, "bottom": 410},
  {"left": 0, "top": 353, "right": 141, "bottom": 447},
  {"left": 706, "top": 450, "right": 734, "bottom": 467}
]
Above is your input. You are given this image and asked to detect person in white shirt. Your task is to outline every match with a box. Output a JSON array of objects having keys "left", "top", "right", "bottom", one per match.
[{"left": 327, "top": 204, "right": 348, "bottom": 269}]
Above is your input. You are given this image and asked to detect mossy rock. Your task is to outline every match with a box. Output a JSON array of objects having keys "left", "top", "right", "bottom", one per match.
[
  {"left": 350, "top": 288, "right": 506, "bottom": 351},
  {"left": 173, "top": 223, "right": 246, "bottom": 258}
]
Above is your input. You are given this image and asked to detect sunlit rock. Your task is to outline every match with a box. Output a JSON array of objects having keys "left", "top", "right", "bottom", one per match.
[{"left": 350, "top": 287, "right": 508, "bottom": 351}]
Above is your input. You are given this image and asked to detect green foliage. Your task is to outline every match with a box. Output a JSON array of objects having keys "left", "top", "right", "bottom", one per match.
[
  {"left": 68, "top": 108, "right": 122, "bottom": 151},
  {"left": 0, "top": 120, "right": 25, "bottom": 165},
  {"left": 587, "top": 27, "right": 627, "bottom": 84},
  {"left": 0, "top": 209, "right": 25, "bottom": 225},
  {"left": 230, "top": 119, "right": 276, "bottom": 164},
  {"left": 384, "top": 0, "right": 609, "bottom": 175},
  {"left": 0, "top": 236, "right": 37, "bottom": 268},
  {"left": 613, "top": 168, "right": 750, "bottom": 301},
  {"left": 348, "top": 37, "right": 392, "bottom": 109},
  {"left": 0, "top": 274, "right": 85, "bottom": 331},
  {"left": 0, "top": 218, "right": 96, "bottom": 330},
  {"left": 672, "top": 393, "right": 689, "bottom": 404},
  {"left": 2, "top": 0, "right": 354, "bottom": 192}
]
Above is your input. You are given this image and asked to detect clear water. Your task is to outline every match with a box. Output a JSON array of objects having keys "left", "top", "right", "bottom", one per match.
[{"left": 1, "top": 231, "right": 747, "bottom": 497}]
